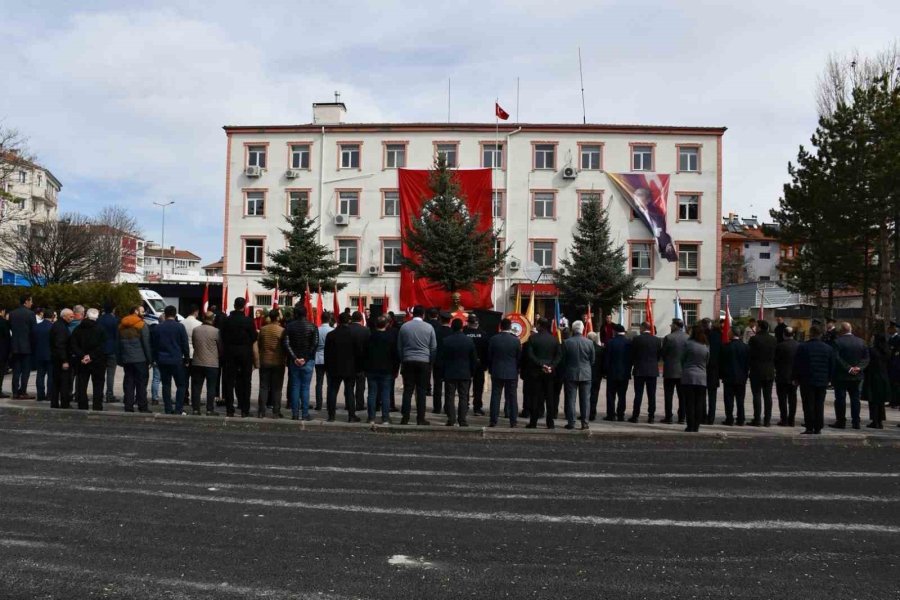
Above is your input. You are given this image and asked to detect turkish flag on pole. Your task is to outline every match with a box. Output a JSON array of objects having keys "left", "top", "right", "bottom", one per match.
[
  {"left": 243, "top": 285, "right": 250, "bottom": 316},
  {"left": 722, "top": 295, "right": 732, "bottom": 345},
  {"left": 382, "top": 287, "right": 389, "bottom": 314},
  {"left": 201, "top": 283, "right": 209, "bottom": 314},
  {"left": 495, "top": 102, "right": 509, "bottom": 120},
  {"left": 315, "top": 285, "right": 324, "bottom": 327},
  {"left": 332, "top": 284, "right": 340, "bottom": 317},
  {"left": 273, "top": 278, "right": 279, "bottom": 309},
  {"left": 221, "top": 283, "right": 228, "bottom": 311},
  {"left": 585, "top": 303, "right": 594, "bottom": 335},
  {"left": 357, "top": 295, "right": 367, "bottom": 327},
  {"left": 304, "top": 281, "right": 313, "bottom": 320},
  {"left": 645, "top": 289, "right": 655, "bottom": 335}
]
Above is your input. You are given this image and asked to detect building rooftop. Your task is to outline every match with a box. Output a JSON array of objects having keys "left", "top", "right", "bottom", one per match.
[
  {"left": 223, "top": 121, "right": 727, "bottom": 135},
  {"left": 144, "top": 246, "right": 202, "bottom": 261}
]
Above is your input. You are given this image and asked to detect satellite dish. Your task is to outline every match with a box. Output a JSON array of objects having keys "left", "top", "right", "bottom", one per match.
[{"left": 523, "top": 261, "right": 543, "bottom": 283}]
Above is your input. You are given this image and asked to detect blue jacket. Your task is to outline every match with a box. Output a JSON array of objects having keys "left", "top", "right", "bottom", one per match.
[
  {"left": 33, "top": 319, "right": 53, "bottom": 362},
  {"left": 97, "top": 312, "right": 119, "bottom": 356},
  {"left": 793, "top": 338, "right": 835, "bottom": 387},
  {"left": 604, "top": 335, "right": 632, "bottom": 381},
  {"left": 488, "top": 331, "right": 521, "bottom": 380},
  {"left": 151, "top": 319, "right": 189, "bottom": 365}
]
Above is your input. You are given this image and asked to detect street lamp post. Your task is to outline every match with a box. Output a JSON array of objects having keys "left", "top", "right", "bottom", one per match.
[{"left": 153, "top": 201, "right": 174, "bottom": 280}]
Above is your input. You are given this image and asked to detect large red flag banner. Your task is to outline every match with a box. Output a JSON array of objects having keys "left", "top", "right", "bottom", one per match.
[{"left": 398, "top": 168, "right": 494, "bottom": 310}]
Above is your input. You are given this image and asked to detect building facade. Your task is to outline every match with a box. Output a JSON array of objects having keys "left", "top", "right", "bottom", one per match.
[
  {"left": 223, "top": 103, "right": 724, "bottom": 328},
  {"left": 721, "top": 214, "right": 800, "bottom": 285}
]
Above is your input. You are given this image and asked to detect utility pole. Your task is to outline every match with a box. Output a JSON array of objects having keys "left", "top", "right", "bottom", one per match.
[{"left": 153, "top": 201, "right": 174, "bottom": 279}]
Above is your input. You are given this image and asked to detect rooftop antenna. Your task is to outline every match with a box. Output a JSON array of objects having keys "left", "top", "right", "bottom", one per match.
[
  {"left": 447, "top": 78, "right": 451, "bottom": 123},
  {"left": 578, "top": 47, "right": 586, "bottom": 124},
  {"left": 334, "top": 90, "right": 341, "bottom": 103}
]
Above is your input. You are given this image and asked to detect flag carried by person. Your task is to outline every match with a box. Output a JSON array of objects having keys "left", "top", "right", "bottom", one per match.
[
  {"left": 673, "top": 291, "right": 684, "bottom": 322},
  {"left": 357, "top": 294, "right": 367, "bottom": 326},
  {"left": 304, "top": 281, "right": 313, "bottom": 320},
  {"left": 315, "top": 285, "right": 324, "bottom": 327},
  {"left": 495, "top": 102, "right": 509, "bottom": 121},
  {"left": 201, "top": 283, "right": 209, "bottom": 314},
  {"left": 645, "top": 289, "right": 655, "bottom": 335},
  {"left": 722, "top": 294, "right": 732, "bottom": 345},
  {"left": 243, "top": 285, "right": 250, "bottom": 316},
  {"left": 332, "top": 284, "right": 340, "bottom": 317},
  {"left": 585, "top": 303, "right": 594, "bottom": 335}
]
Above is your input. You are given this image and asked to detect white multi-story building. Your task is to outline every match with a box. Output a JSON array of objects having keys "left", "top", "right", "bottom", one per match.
[{"left": 223, "top": 102, "right": 724, "bottom": 328}]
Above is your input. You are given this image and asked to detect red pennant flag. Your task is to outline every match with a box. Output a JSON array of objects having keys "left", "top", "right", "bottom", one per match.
[
  {"left": 382, "top": 286, "right": 389, "bottom": 315},
  {"left": 315, "top": 285, "right": 324, "bottom": 327},
  {"left": 243, "top": 285, "right": 250, "bottom": 317},
  {"left": 357, "top": 294, "right": 367, "bottom": 327},
  {"left": 495, "top": 102, "right": 509, "bottom": 121},
  {"left": 273, "top": 278, "right": 279, "bottom": 309},
  {"left": 304, "top": 281, "right": 313, "bottom": 321},
  {"left": 722, "top": 295, "right": 732, "bottom": 345},
  {"left": 201, "top": 283, "right": 209, "bottom": 314},
  {"left": 585, "top": 303, "right": 594, "bottom": 335},
  {"left": 332, "top": 284, "right": 340, "bottom": 317},
  {"left": 645, "top": 289, "right": 655, "bottom": 335},
  {"left": 221, "top": 283, "right": 228, "bottom": 311}
]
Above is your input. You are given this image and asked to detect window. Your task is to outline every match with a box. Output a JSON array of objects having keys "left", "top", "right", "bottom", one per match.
[
  {"left": 677, "top": 194, "right": 700, "bottom": 221},
  {"left": 383, "top": 239, "right": 402, "bottom": 272},
  {"left": 482, "top": 143, "right": 503, "bottom": 169},
  {"left": 678, "top": 243, "right": 700, "bottom": 277},
  {"left": 533, "top": 144, "right": 556, "bottom": 169},
  {"left": 246, "top": 191, "right": 265, "bottom": 216},
  {"left": 760, "top": 241, "right": 770, "bottom": 247},
  {"left": 385, "top": 143, "right": 406, "bottom": 168},
  {"left": 681, "top": 302, "right": 699, "bottom": 327},
  {"left": 578, "top": 191, "right": 602, "bottom": 217},
  {"left": 256, "top": 294, "right": 273, "bottom": 307},
  {"left": 532, "top": 241, "right": 555, "bottom": 268},
  {"left": 340, "top": 143, "right": 360, "bottom": 169},
  {"left": 338, "top": 191, "right": 360, "bottom": 216},
  {"left": 630, "top": 243, "right": 652, "bottom": 277},
  {"left": 580, "top": 144, "right": 602, "bottom": 170},
  {"left": 493, "top": 238, "right": 505, "bottom": 258},
  {"left": 532, "top": 192, "right": 555, "bottom": 219},
  {"left": 759, "top": 276, "right": 771, "bottom": 282},
  {"left": 436, "top": 143, "right": 458, "bottom": 168},
  {"left": 678, "top": 146, "right": 700, "bottom": 172},
  {"left": 744, "top": 243, "right": 749, "bottom": 249},
  {"left": 18, "top": 171, "right": 27, "bottom": 183},
  {"left": 288, "top": 191, "right": 309, "bottom": 216},
  {"left": 629, "top": 303, "right": 648, "bottom": 328},
  {"left": 383, "top": 190, "right": 399, "bottom": 217},
  {"left": 337, "top": 239, "right": 359, "bottom": 272},
  {"left": 492, "top": 191, "right": 504, "bottom": 219},
  {"left": 631, "top": 145, "right": 653, "bottom": 171},
  {"left": 759, "top": 252, "right": 771, "bottom": 260},
  {"left": 247, "top": 146, "right": 267, "bottom": 168},
  {"left": 36, "top": 173, "right": 42, "bottom": 186},
  {"left": 349, "top": 296, "right": 369, "bottom": 308},
  {"left": 290, "top": 144, "right": 310, "bottom": 169},
  {"left": 244, "top": 239, "right": 264, "bottom": 271}
]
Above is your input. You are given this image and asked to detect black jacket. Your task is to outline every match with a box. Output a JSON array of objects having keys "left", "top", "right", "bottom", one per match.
[
  {"left": 748, "top": 333, "right": 777, "bottom": 381},
  {"left": 833, "top": 334, "right": 870, "bottom": 382},
  {"left": 433, "top": 325, "right": 453, "bottom": 373},
  {"left": 9, "top": 305, "right": 36, "bottom": 355},
  {"left": 464, "top": 326, "right": 488, "bottom": 370},
  {"left": 630, "top": 332, "right": 661, "bottom": 378},
  {"left": 604, "top": 335, "right": 632, "bottom": 381},
  {"left": 526, "top": 331, "right": 561, "bottom": 372},
  {"left": 70, "top": 319, "right": 107, "bottom": 364},
  {"left": 793, "top": 339, "right": 835, "bottom": 387},
  {"left": 706, "top": 328, "right": 722, "bottom": 387},
  {"left": 324, "top": 325, "right": 360, "bottom": 378},
  {"left": 365, "top": 329, "right": 398, "bottom": 375},
  {"left": 348, "top": 323, "right": 371, "bottom": 373},
  {"left": 438, "top": 331, "right": 478, "bottom": 380},
  {"left": 0, "top": 318, "right": 10, "bottom": 362},
  {"left": 49, "top": 319, "right": 70, "bottom": 364},
  {"left": 283, "top": 318, "right": 318, "bottom": 362},
  {"left": 774, "top": 338, "right": 800, "bottom": 384},
  {"left": 220, "top": 310, "right": 257, "bottom": 356},
  {"left": 488, "top": 332, "right": 521, "bottom": 380},
  {"left": 720, "top": 339, "right": 750, "bottom": 386}
]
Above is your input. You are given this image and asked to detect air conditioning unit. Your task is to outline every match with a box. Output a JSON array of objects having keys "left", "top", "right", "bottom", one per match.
[
  {"left": 285, "top": 169, "right": 301, "bottom": 179},
  {"left": 367, "top": 265, "right": 380, "bottom": 276},
  {"left": 245, "top": 165, "right": 262, "bottom": 177},
  {"left": 333, "top": 214, "right": 349, "bottom": 226},
  {"left": 508, "top": 258, "right": 521, "bottom": 271},
  {"left": 561, "top": 166, "right": 577, "bottom": 179}
]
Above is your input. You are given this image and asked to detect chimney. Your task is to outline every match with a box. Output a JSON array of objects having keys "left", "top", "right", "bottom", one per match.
[{"left": 313, "top": 92, "right": 347, "bottom": 124}]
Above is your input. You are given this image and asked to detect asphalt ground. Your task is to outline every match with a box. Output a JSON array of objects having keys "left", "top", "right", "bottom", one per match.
[{"left": 0, "top": 414, "right": 898, "bottom": 599}]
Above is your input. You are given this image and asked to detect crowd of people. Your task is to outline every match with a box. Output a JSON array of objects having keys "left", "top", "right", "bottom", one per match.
[{"left": 1, "top": 293, "right": 897, "bottom": 434}]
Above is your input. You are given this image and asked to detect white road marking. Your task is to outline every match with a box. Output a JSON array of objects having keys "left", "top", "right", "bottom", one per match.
[
  {"left": 0, "top": 538, "right": 65, "bottom": 549},
  {"left": 58, "top": 484, "right": 900, "bottom": 534},
  {"left": 388, "top": 554, "right": 434, "bottom": 568}
]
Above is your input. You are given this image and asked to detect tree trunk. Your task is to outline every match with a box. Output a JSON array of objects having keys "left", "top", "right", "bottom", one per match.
[{"left": 880, "top": 218, "right": 892, "bottom": 321}]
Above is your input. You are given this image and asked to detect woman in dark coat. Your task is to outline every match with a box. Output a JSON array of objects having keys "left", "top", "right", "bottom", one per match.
[{"left": 863, "top": 333, "right": 890, "bottom": 429}]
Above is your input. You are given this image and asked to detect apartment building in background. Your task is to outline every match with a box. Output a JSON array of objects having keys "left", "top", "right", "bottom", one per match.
[{"left": 222, "top": 101, "right": 725, "bottom": 328}]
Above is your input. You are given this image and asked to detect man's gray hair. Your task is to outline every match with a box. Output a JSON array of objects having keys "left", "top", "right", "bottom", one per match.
[
  {"left": 59, "top": 308, "right": 73, "bottom": 318},
  {"left": 785, "top": 326, "right": 794, "bottom": 337},
  {"left": 73, "top": 304, "right": 85, "bottom": 315},
  {"left": 572, "top": 320, "right": 584, "bottom": 335},
  {"left": 840, "top": 322, "right": 852, "bottom": 334},
  {"left": 86, "top": 308, "right": 99, "bottom": 321}
]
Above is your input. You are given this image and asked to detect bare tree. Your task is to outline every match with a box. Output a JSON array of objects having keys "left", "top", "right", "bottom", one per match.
[
  {"left": 2, "top": 213, "right": 97, "bottom": 285},
  {"left": 0, "top": 124, "right": 36, "bottom": 230},
  {"left": 817, "top": 42, "right": 900, "bottom": 118},
  {"left": 89, "top": 205, "right": 143, "bottom": 282}
]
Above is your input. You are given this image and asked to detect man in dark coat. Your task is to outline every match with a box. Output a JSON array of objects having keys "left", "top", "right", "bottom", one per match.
[
  {"left": 9, "top": 294, "right": 37, "bottom": 399},
  {"left": 364, "top": 315, "right": 397, "bottom": 424},
  {"left": 33, "top": 309, "right": 54, "bottom": 401},
  {"left": 70, "top": 308, "right": 107, "bottom": 411},
  {"left": 464, "top": 314, "right": 488, "bottom": 416},
  {"left": 431, "top": 312, "right": 452, "bottom": 414},
  {"left": 324, "top": 312, "right": 361, "bottom": 422},
  {"left": 793, "top": 324, "right": 835, "bottom": 434},
  {"left": 439, "top": 319, "right": 478, "bottom": 427},
  {"left": 702, "top": 318, "right": 722, "bottom": 425},
  {"left": 97, "top": 303, "right": 120, "bottom": 404},
  {"left": 488, "top": 318, "right": 521, "bottom": 428},
  {"left": 661, "top": 319, "right": 688, "bottom": 423},
  {"left": 747, "top": 320, "right": 777, "bottom": 426},
  {"left": 151, "top": 305, "right": 190, "bottom": 415},
  {"left": 720, "top": 327, "right": 749, "bottom": 426},
  {"left": 774, "top": 326, "right": 800, "bottom": 426},
  {"left": 349, "top": 311, "right": 371, "bottom": 412},
  {"left": 603, "top": 324, "right": 632, "bottom": 421},
  {"left": 629, "top": 321, "right": 660, "bottom": 423},
  {"left": 220, "top": 297, "right": 257, "bottom": 417},
  {"left": 831, "top": 322, "right": 869, "bottom": 429},
  {"left": 773, "top": 317, "right": 787, "bottom": 344},
  {"left": 526, "top": 319, "right": 562, "bottom": 428},
  {"left": 0, "top": 307, "right": 11, "bottom": 398},
  {"left": 49, "top": 309, "right": 75, "bottom": 408}
]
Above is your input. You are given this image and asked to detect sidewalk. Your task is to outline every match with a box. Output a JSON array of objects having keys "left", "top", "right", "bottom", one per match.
[{"left": 2, "top": 368, "right": 899, "bottom": 444}]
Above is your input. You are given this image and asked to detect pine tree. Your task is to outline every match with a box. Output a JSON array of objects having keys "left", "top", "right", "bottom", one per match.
[
  {"left": 556, "top": 199, "right": 640, "bottom": 316},
  {"left": 401, "top": 155, "right": 509, "bottom": 294},
  {"left": 259, "top": 215, "right": 346, "bottom": 298}
]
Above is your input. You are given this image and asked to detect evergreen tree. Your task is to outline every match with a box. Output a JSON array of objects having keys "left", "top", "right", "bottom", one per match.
[
  {"left": 556, "top": 199, "right": 640, "bottom": 316},
  {"left": 401, "top": 155, "right": 509, "bottom": 294},
  {"left": 260, "top": 215, "right": 346, "bottom": 298}
]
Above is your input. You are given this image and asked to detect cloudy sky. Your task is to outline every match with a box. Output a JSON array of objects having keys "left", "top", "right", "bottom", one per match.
[{"left": 2, "top": 0, "right": 898, "bottom": 263}]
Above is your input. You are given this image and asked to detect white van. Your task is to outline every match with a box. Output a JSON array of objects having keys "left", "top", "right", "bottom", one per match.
[{"left": 139, "top": 289, "right": 183, "bottom": 325}]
